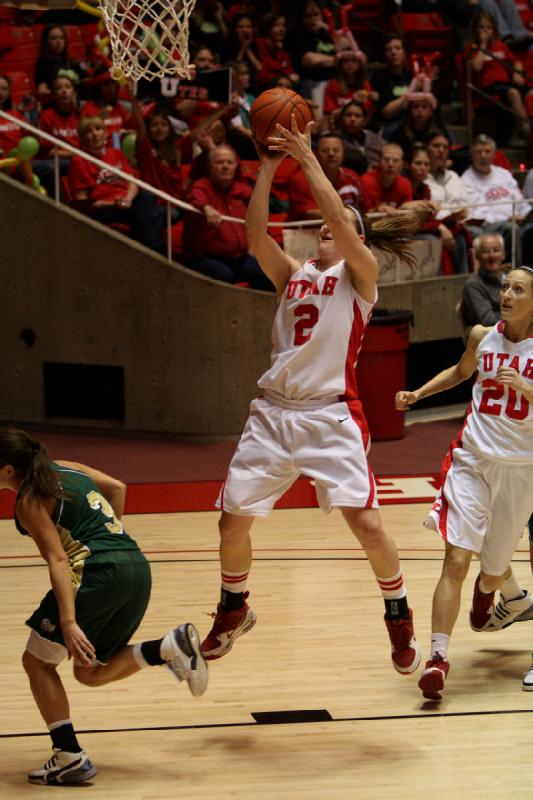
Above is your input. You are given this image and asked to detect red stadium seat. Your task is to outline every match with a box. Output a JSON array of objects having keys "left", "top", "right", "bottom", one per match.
[
  {"left": 63, "top": 26, "right": 89, "bottom": 61},
  {"left": 0, "top": 26, "right": 37, "bottom": 49},
  {"left": 4, "top": 70, "right": 34, "bottom": 104},
  {"left": 0, "top": 8, "right": 20, "bottom": 24},
  {"left": 393, "top": 13, "right": 454, "bottom": 99},
  {"left": 80, "top": 22, "right": 101, "bottom": 48},
  {"left": 0, "top": 43, "right": 39, "bottom": 80},
  {"left": 170, "top": 220, "right": 184, "bottom": 255}
]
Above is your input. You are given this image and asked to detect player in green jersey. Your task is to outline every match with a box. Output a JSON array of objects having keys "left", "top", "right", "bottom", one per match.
[{"left": 0, "top": 428, "right": 208, "bottom": 786}]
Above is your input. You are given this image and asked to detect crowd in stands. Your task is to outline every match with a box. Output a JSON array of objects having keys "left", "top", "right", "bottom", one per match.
[{"left": 2, "top": 0, "right": 533, "bottom": 288}]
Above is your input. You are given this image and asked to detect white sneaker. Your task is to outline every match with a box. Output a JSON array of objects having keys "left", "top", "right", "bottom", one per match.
[
  {"left": 522, "top": 661, "right": 533, "bottom": 691},
  {"left": 488, "top": 591, "right": 533, "bottom": 630},
  {"left": 28, "top": 749, "right": 96, "bottom": 785},
  {"left": 162, "top": 623, "right": 208, "bottom": 697},
  {"left": 514, "top": 601, "right": 533, "bottom": 623}
]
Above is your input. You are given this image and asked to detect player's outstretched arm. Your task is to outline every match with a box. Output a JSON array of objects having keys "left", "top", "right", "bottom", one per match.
[
  {"left": 55, "top": 460, "right": 127, "bottom": 520},
  {"left": 268, "top": 118, "right": 378, "bottom": 298},
  {"left": 395, "top": 325, "right": 488, "bottom": 410},
  {"left": 245, "top": 145, "right": 300, "bottom": 294}
]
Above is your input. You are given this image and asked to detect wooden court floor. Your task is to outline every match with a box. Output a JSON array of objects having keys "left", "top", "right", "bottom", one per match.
[{"left": 1, "top": 504, "right": 533, "bottom": 799}]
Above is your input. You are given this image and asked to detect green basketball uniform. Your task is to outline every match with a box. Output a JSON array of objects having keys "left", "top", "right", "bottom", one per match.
[{"left": 18, "top": 464, "right": 151, "bottom": 662}]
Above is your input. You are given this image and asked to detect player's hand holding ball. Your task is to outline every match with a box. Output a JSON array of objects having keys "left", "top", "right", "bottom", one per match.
[{"left": 268, "top": 115, "right": 314, "bottom": 163}]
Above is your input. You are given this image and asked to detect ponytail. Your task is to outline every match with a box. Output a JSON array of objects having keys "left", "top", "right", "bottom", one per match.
[
  {"left": 0, "top": 428, "right": 61, "bottom": 505},
  {"left": 361, "top": 211, "right": 419, "bottom": 271}
]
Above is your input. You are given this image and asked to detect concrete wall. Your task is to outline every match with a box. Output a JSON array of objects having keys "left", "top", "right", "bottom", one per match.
[{"left": 0, "top": 175, "right": 469, "bottom": 437}]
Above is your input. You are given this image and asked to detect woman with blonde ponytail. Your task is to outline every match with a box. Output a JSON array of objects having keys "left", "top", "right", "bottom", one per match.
[
  {"left": 200, "top": 118, "right": 422, "bottom": 681},
  {"left": 0, "top": 428, "right": 208, "bottom": 786}
]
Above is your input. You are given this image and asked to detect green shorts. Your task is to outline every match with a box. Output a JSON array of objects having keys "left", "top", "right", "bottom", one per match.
[{"left": 26, "top": 549, "right": 152, "bottom": 663}]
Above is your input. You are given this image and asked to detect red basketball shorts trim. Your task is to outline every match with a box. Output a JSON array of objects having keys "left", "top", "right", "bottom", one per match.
[{"left": 425, "top": 446, "right": 533, "bottom": 575}]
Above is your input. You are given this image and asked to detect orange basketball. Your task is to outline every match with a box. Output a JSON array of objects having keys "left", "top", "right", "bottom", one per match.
[{"left": 249, "top": 88, "right": 313, "bottom": 147}]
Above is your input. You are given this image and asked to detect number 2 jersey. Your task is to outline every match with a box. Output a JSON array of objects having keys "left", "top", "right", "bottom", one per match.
[
  {"left": 257, "top": 258, "right": 375, "bottom": 403},
  {"left": 460, "top": 321, "right": 533, "bottom": 463},
  {"left": 15, "top": 463, "right": 140, "bottom": 572}
]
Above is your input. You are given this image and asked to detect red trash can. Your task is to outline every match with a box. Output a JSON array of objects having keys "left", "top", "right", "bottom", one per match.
[{"left": 356, "top": 309, "right": 413, "bottom": 441}]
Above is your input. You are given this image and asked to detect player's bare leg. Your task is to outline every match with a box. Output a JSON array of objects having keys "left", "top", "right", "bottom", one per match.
[
  {"left": 419, "top": 543, "right": 472, "bottom": 700},
  {"left": 201, "top": 512, "right": 257, "bottom": 660},
  {"left": 342, "top": 507, "right": 421, "bottom": 674},
  {"left": 74, "top": 624, "right": 208, "bottom": 697}
]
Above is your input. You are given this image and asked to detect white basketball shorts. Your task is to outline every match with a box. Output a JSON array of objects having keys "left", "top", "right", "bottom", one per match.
[
  {"left": 218, "top": 396, "right": 378, "bottom": 516},
  {"left": 425, "top": 444, "right": 533, "bottom": 575}
]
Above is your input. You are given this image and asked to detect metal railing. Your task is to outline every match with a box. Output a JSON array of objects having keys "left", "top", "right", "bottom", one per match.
[{"left": 1, "top": 109, "right": 531, "bottom": 268}]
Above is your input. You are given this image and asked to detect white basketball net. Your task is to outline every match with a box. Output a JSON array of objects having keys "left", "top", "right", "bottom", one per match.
[{"left": 97, "top": 0, "right": 196, "bottom": 81}]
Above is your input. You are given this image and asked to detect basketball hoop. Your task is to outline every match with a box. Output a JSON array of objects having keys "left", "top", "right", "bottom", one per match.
[{"left": 97, "top": 0, "right": 197, "bottom": 81}]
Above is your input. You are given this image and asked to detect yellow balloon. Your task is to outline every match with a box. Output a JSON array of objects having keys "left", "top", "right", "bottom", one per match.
[
  {"left": 75, "top": 0, "right": 102, "bottom": 18},
  {"left": 0, "top": 156, "right": 19, "bottom": 170}
]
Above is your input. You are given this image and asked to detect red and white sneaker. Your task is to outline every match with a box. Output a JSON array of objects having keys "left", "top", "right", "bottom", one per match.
[
  {"left": 384, "top": 609, "right": 421, "bottom": 674},
  {"left": 418, "top": 655, "right": 450, "bottom": 700},
  {"left": 201, "top": 592, "right": 257, "bottom": 661},
  {"left": 470, "top": 574, "right": 495, "bottom": 631}
]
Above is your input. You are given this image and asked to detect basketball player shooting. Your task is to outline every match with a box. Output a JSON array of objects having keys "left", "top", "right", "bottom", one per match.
[{"left": 200, "top": 114, "right": 425, "bottom": 677}]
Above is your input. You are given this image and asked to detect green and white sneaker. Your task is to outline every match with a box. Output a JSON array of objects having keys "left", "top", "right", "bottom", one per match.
[
  {"left": 28, "top": 749, "right": 96, "bottom": 785},
  {"left": 162, "top": 623, "right": 208, "bottom": 697}
]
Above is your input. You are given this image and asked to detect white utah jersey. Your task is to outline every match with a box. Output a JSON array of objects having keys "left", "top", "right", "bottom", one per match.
[
  {"left": 257, "top": 259, "right": 376, "bottom": 403},
  {"left": 460, "top": 322, "right": 533, "bottom": 463}
]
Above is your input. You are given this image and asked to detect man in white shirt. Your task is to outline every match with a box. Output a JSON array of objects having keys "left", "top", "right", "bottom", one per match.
[
  {"left": 462, "top": 133, "right": 530, "bottom": 264},
  {"left": 426, "top": 132, "right": 470, "bottom": 272}
]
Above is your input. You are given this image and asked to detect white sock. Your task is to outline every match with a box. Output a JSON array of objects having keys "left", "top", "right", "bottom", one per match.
[
  {"left": 430, "top": 632, "right": 450, "bottom": 660},
  {"left": 132, "top": 643, "right": 150, "bottom": 668},
  {"left": 376, "top": 569, "right": 407, "bottom": 600},
  {"left": 499, "top": 571, "right": 523, "bottom": 602},
  {"left": 48, "top": 719, "right": 72, "bottom": 732}
]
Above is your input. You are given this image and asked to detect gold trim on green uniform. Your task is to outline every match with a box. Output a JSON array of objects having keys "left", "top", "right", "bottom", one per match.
[{"left": 57, "top": 524, "right": 91, "bottom": 591}]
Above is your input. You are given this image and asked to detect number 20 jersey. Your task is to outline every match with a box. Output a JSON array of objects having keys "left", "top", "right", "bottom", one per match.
[
  {"left": 257, "top": 259, "right": 375, "bottom": 403},
  {"left": 461, "top": 321, "right": 533, "bottom": 463}
]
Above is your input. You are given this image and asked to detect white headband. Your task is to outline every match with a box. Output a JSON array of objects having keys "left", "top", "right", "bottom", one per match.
[
  {"left": 517, "top": 265, "right": 533, "bottom": 274},
  {"left": 346, "top": 205, "right": 365, "bottom": 236}
]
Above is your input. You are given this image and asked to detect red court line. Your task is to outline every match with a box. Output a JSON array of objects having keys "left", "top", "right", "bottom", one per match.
[{"left": 0, "top": 474, "right": 441, "bottom": 520}]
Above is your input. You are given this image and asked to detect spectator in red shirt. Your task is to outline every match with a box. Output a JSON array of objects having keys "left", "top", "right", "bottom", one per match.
[
  {"left": 183, "top": 144, "right": 273, "bottom": 289},
  {"left": 465, "top": 11, "right": 529, "bottom": 139},
  {"left": 255, "top": 14, "right": 299, "bottom": 90},
  {"left": 360, "top": 142, "right": 413, "bottom": 213},
  {"left": 39, "top": 73, "right": 80, "bottom": 156},
  {"left": 323, "top": 49, "right": 378, "bottom": 122},
  {"left": 129, "top": 97, "right": 183, "bottom": 220},
  {"left": 68, "top": 116, "right": 164, "bottom": 251},
  {"left": 33, "top": 72, "right": 80, "bottom": 196},
  {"left": 288, "top": 131, "right": 362, "bottom": 220},
  {"left": 0, "top": 74, "right": 24, "bottom": 157},
  {"left": 81, "top": 66, "right": 132, "bottom": 143}
]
